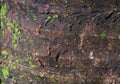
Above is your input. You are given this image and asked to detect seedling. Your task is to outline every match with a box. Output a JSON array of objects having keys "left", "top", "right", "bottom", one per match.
[
  {"left": 52, "top": 79, "right": 58, "bottom": 84},
  {"left": 53, "top": 15, "right": 59, "bottom": 19},
  {"left": 1, "top": 2, "right": 22, "bottom": 51},
  {"left": 0, "top": 4, "right": 7, "bottom": 16},
  {"left": 87, "top": 4, "right": 92, "bottom": 9},
  {"left": 45, "top": 15, "right": 59, "bottom": 24},
  {"left": 1, "top": 50, "right": 8, "bottom": 58},
  {"left": 1, "top": 50, "right": 8, "bottom": 56},
  {"left": 70, "top": 68, "right": 75, "bottom": 72},
  {"left": 80, "top": 0, "right": 84, "bottom": 3},
  {"left": 117, "top": 11, "right": 120, "bottom": 15},
  {"left": 26, "top": 55, "right": 36, "bottom": 68},
  {"left": 0, "top": 3, "right": 7, "bottom": 29},
  {"left": 45, "top": 16, "right": 52, "bottom": 22},
  {"left": 2, "top": 66, "right": 9, "bottom": 79},
  {"left": 64, "top": 0, "right": 68, "bottom": 7},
  {"left": 33, "top": 15, "right": 37, "bottom": 21},
  {"left": 0, "top": 1, "right": 23, "bottom": 83},
  {"left": 100, "top": 31, "right": 106, "bottom": 40}
]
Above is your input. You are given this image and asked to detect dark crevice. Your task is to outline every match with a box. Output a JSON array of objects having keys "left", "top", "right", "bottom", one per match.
[
  {"left": 55, "top": 51, "right": 61, "bottom": 62},
  {"left": 38, "top": 59, "right": 44, "bottom": 67},
  {"left": 69, "top": 23, "right": 73, "bottom": 32},
  {"left": 105, "top": 11, "right": 114, "bottom": 21}
]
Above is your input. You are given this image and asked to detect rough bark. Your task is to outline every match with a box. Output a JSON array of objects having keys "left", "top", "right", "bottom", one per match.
[{"left": 0, "top": 0, "right": 120, "bottom": 84}]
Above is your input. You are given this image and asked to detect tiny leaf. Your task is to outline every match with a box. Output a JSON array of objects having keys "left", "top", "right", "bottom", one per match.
[{"left": 2, "top": 66, "right": 9, "bottom": 79}]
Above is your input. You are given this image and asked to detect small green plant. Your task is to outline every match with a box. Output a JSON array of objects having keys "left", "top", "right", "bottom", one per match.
[
  {"left": 1, "top": 50, "right": 9, "bottom": 79},
  {"left": 15, "top": 57, "right": 20, "bottom": 63},
  {"left": 70, "top": 68, "right": 75, "bottom": 72},
  {"left": 10, "top": 56, "right": 20, "bottom": 70},
  {"left": 0, "top": 2, "right": 8, "bottom": 41},
  {"left": 45, "top": 15, "right": 59, "bottom": 24},
  {"left": 53, "top": 15, "right": 59, "bottom": 19},
  {"left": 2, "top": 66, "right": 9, "bottom": 79},
  {"left": 80, "top": 0, "right": 84, "bottom": 3},
  {"left": 0, "top": 3, "right": 7, "bottom": 25},
  {"left": 100, "top": 31, "right": 106, "bottom": 40},
  {"left": 52, "top": 79, "right": 58, "bottom": 84},
  {"left": 117, "top": 11, "right": 120, "bottom": 15},
  {"left": 87, "top": 4, "right": 92, "bottom": 9},
  {"left": 33, "top": 15, "right": 37, "bottom": 21},
  {"left": 1, "top": 50, "right": 8, "bottom": 59},
  {"left": 0, "top": 2, "right": 22, "bottom": 50},
  {"left": 1, "top": 50, "right": 8, "bottom": 56},
  {"left": 11, "top": 76, "right": 16, "bottom": 83},
  {"left": 11, "top": 24, "right": 22, "bottom": 50},
  {"left": 45, "top": 16, "right": 52, "bottom": 22},
  {"left": 0, "top": 2, "right": 23, "bottom": 83},
  {"left": 64, "top": 0, "right": 68, "bottom": 7},
  {"left": 26, "top": 55, "right": 36, "bottom": 68},
  {"left": 0, "top": 3, "right": 7, "bottom": 16}
]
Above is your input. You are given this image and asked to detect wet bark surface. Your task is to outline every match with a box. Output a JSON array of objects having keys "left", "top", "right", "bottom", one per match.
[{"left": 0, "top": 0, "right": 120, "bottom": 84}]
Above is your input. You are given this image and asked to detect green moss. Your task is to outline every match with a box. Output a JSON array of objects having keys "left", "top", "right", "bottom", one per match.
[
  {"left": 26, "top": 55, "right": 36, "bottom": 69},
  {"left": 87, "top": 4, "right": 92, "bottom": 9},
  {"left": 2, "top": 66, "right": 9, "bottom": 79},
  {"left": 0, "top": 2, "right": 22, "bottom": 81},
  {"left": 45, "top": 16, "right": 52, "bottom": 22},
  {"left": 52, "top": 79, "right": 58, "bottom": 84},
  {"left": 117, "top": 11, "right": 120, "bottom": 15},
  {"left": 45, "top": 15, "right": 59, "bottom": 24},
  {"left": 33, "top": 15, "right": 37, "bottom": 21},
  {"left": 0, "top": 2, "right": 8, "bottom": 41},
  {"left": 1, "top": 2, "right": 22, "bottom": 51},
  {"left": 53, "top": 15, "right": 59, "bottom": 19},
  {"left": 100, "top": 31, "right": 106, "bottom": 40},
  {"left": 1, "top": 50, "right": 8, "bottom": 56},
  {"left": 80, "top": 0, "right": 84, "bottom": 3},
  {"left": 0, "top": 3, "right": 7, "bottom": 16}
]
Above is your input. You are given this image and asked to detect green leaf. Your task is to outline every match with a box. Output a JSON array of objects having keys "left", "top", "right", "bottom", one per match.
[
  {"left": 12, "top": 39, "right": 17, "bottom": 44},
  {"left": 2, "top": 66, "right": 9, "bottom": 79},
  {"left": 45, "top": 16, "right": 52, "bottom": 22},
  {"left": 1, "top": 50, "right": 8, "bottom": 56},
  {"left": 1, "top": 21, "right": 4, "bottom": 28},
  {"left": 12, "top": 65, "right": 16, "bottom": 70},
  {"left": 18, "top": 31, "right": 22, "bottom": 37},
  {"left": 33, "top": 15, "right": 37, "bottom": 21},
  {"left": 100, "top": 31, "right": 106, "bottom": 40},
  {"left": 80, "top": 0, "right": 84, "bottom": 3},
  {"left": 0, "top": 4, "right": 7, "bottom": 16},
  {"left": 7, "top": 21, "right": 14, "bottom": 29},
  {"left": 117, "top": 12, "right": 120, "bottom": 15},
  {"left": 30, "top": 65, "right": 36, "bottom": 68},
  {"left": 13, "top": 34, "right": 16, "bottom": 39},
  {"left": 29, "top": 61, "right": 32, "bottom": 65},
  {"left": 64, "top": 0, "right": 68, "bottom": 4},
  {"left": 53, "top": 15, "right": 58, "bottom": 19},
  {"left": 13, "top": 44, "right": 17, "bottom": 50},
  {"left": 1, "top": 82, "right": 5, "bottom": 84},
  {"left": 15, "top": 27, "right": 19, "bottom": 32},
  {"left": 15, "top": 58, "right": 19, "bottom": 63}
]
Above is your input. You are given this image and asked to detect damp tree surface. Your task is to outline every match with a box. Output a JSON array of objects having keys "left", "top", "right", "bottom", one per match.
[{"left": 0, "top": 0, "right": 120, "bottom": 84}]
